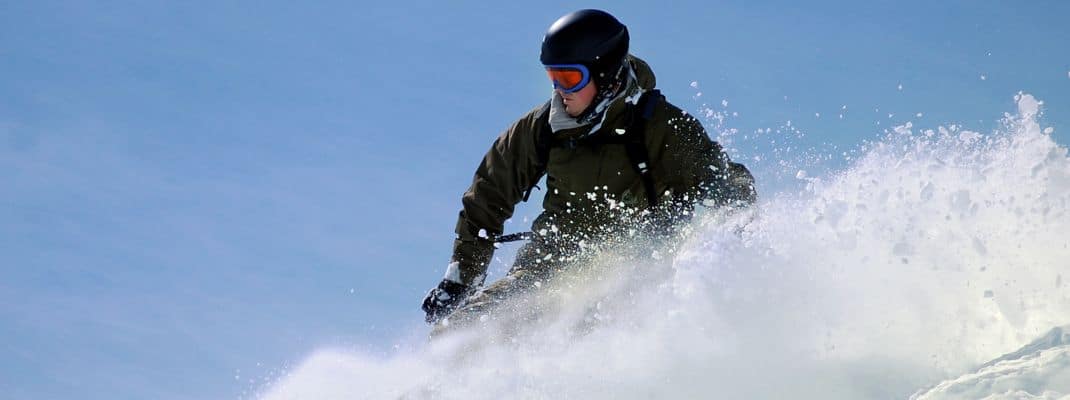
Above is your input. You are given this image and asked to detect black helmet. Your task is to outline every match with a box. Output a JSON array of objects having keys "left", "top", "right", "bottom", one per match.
[{"left": 541, "top": 9, "right": 629, "bottom": 87}]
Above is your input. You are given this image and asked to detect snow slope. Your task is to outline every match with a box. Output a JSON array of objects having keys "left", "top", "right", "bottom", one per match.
[
  {"left": 260, "top": 93, "right": 1070, "bottom": 399},
  {"left": 911, "top": 326, "right": 1070, "bottom": 400}
]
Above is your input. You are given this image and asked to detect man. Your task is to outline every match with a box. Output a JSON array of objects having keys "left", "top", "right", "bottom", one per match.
[{"left": 422, "top": 9, "right": 755, "bottom": 333}]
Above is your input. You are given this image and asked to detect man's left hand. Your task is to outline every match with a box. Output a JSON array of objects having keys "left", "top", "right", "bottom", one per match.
[{"left": 421, "top": 279, "right": 471, "bottom": 324}]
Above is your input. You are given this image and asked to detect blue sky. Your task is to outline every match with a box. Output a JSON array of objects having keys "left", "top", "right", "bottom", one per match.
[{"left": 1, "top": 1, "right": 1067, "bottom": 399}]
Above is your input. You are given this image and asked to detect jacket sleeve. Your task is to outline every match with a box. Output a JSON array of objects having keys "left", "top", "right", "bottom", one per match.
[
  {"left": 449, "top": 106, "right": 546, "bottom": 287},
  {"left": 655, "top": 103, "right": 756, "bottom": 209}
]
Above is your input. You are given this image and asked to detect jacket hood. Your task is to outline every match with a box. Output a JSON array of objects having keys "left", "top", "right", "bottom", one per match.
[{"left": 629, "top": 54, "right": 656, "bottom": 91}]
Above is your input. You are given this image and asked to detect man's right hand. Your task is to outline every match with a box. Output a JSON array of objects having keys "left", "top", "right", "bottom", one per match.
[{"left": 421, "top": 279, "right": 471, "bottom": 324}]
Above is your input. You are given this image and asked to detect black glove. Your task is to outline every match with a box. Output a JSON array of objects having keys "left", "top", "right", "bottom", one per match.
[{"left": 421, "top": 279, "right": 472, "bottom": 324}]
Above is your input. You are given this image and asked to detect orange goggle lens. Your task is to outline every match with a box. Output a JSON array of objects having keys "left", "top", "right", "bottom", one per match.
[{"left": 545, "top": 64, "right": 590, "bottom": 93}]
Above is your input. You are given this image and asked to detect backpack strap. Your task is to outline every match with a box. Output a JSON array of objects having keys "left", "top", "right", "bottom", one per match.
[{"left": 624, "top": 89, "right": 661, "bottom": 206}]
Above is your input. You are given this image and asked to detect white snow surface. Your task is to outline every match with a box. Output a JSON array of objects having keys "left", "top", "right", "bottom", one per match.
[
  {"left": 911, "top": 327, "right": 1070, "bottom": 400},
  {"left": 261, "top": 94, "right": 1070, "bottom": 399}
]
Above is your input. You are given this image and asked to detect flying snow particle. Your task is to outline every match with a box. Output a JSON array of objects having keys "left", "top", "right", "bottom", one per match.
[
  {"left": 916, "top": 113, "right": 924, "bottom": 118},
  {"left": 796, "top": 170, "right": 808, "bottom": 179},
  {"left": 478, "top": 229, "right": 488, "bottom": 239},
  {"left": 972, "top": 237, "right": 988, "bottom": 255},
  {"left": 897, "top": 83, "right": 903, "bottom": 91},
  {"left": 690, "top": 81, "right": 699, "bottom": 88},
  {"left": 721, "top": 99, "right": 729, "bottom": 107},
  {"left": 1043, "top": 127, "right": 1054, "bottom": 135},
  {"left": 980, "top": 74, "right": 987, "bottom": 81}
]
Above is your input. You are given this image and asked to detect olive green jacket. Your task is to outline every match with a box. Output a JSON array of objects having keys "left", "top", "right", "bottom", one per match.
[{"left": 449, "top": 55, "right": 755, "bottom": 287}]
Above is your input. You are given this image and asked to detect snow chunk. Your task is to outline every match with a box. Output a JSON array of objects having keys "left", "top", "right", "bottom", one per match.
[
  {"left": 892, "top": 242, "right": 914, "bottom": 256},
  {"left": 958, "top": 131, "right": 982, "bottom": 144},
  {"left": 1015, "top": 93, "right": 1040, "bottom": 120},
  {"left": 920, "top": 182, "right": 934, "bottom": 201},
  {"left": 972, "top": 237, "right": 988, "bottom": 255}
]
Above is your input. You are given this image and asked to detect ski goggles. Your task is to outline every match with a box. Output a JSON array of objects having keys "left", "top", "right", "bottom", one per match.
[{"left": 545, "top": 64, "right": 591, "bottom": 94}]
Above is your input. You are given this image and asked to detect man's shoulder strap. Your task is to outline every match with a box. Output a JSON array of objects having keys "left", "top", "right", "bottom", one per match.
[
  {"left": 624, "top": 89, "right": 662, "bottom": 206},
  {"left": 635, "top": 89, "right": 662, "bottom": 120}
]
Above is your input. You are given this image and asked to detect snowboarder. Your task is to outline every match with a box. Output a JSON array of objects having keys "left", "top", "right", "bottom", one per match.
[{"left": 422, "top": 9, "right": 756, "bottom": 334}]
